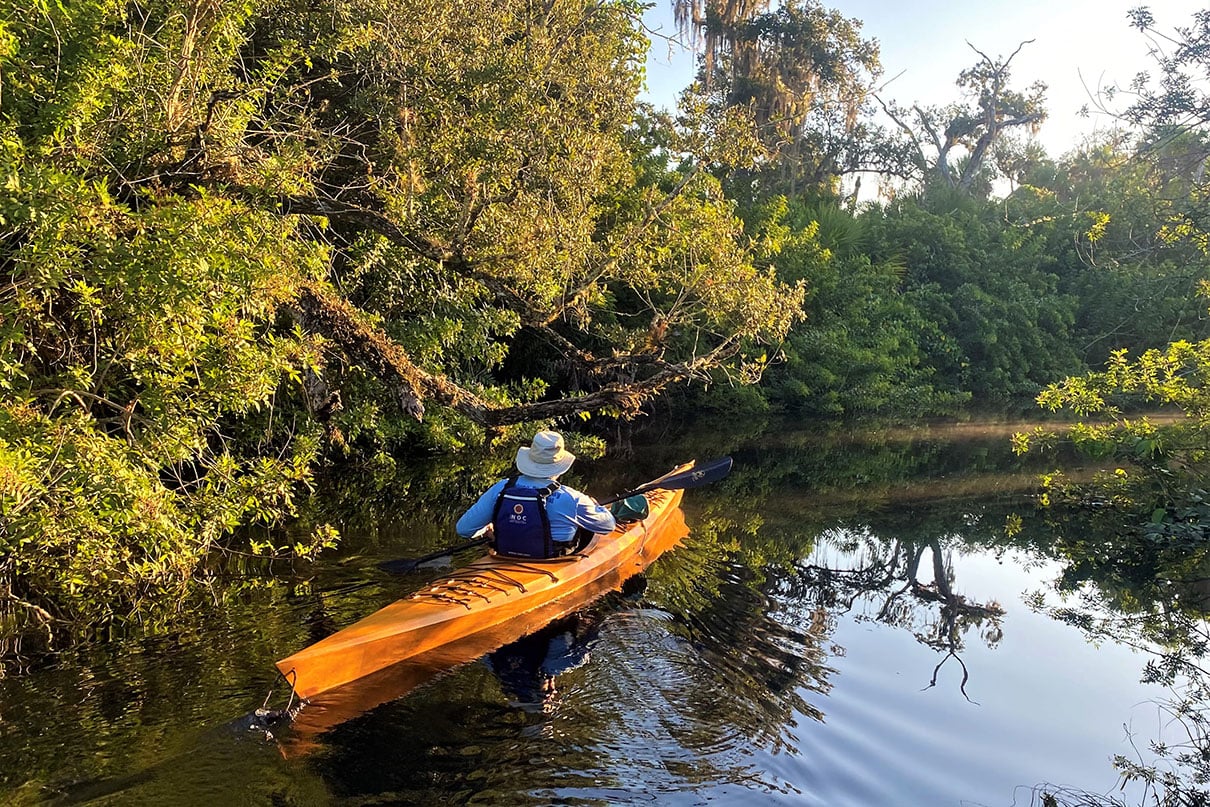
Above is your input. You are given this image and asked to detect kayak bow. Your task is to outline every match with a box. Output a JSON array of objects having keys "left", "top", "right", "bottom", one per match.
[{"left": 275, "top": 462, "right": 694, "bottom": 700}]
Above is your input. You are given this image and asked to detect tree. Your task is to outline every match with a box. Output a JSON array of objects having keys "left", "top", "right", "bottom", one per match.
[
  {"left": 1014, "top": 7, "right": 1210, "bottom": 472},
  {"left": 753, "top": 199, "right": 948, "bottom": 417},
  {"left": 0, "top": 0, "right": 804, "bottom": 643},
  {"left": 863, "top": 191, "right": 1082, "bottom": 401},
  {"left": 238, "top": 0, "right": 802, "bottom": 428},
  {"left": 1002, "top": 132, "right": 1210, "bottom": 368},
  {"left": 673, "top": 0, "right": 772, "bottom": 88},
  {"left": 877, "top": 41, "right": 1047, "bottom": 193},
  {"left": 676, "top": 0, "right": 884, "bottom": 199}
]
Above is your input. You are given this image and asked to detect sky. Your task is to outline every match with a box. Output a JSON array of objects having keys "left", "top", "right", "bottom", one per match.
[{"left": 641, "top": 0, "right": 1206, "bottom": 158}]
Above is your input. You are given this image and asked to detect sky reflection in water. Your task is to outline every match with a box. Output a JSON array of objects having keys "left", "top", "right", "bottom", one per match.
[{"left": 788, "top": 546, "right": 1161, "bottom": 806}]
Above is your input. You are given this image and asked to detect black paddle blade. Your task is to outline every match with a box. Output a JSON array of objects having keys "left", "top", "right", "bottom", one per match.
[
  {"left": 637, "top": 456, "right": 733, "bottom": 493},
  {"left": 679, "top": 456, "right": 733, "bottom": 489},
  {"left": 607, "top": 456, "right": 734, "bottom": 503},
  {"left": 377, "top": 558, "right": 422, "bottom": 574}
]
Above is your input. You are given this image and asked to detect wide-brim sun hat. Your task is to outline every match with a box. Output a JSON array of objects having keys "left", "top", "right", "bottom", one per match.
[{"left": 516, "top": 430, "right": 575, "bottom": 478}]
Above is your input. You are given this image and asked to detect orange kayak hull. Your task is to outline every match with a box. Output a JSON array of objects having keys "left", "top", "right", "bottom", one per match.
[{"left": 275, "top": 472, "right": 690, "bottom": 701}]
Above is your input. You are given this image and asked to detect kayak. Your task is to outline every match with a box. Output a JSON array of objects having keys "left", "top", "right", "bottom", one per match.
[{"left": 275, "top": 462, "right": 694, "bottom": 701}]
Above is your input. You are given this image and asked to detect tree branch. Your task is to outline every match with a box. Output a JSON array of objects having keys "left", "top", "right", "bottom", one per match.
[
  {"left": 291, "top": 282, "right": 719, "bottom": 427},
  {"left": 293, "top": 282, "right": 458, "bottom": 421},
  {"left": 530, "top": 161, "right": 706, "bottom": 329},
  {"left": 874, "top": 95, "right": 929, "bottom": 179},
  {"left": 277, "top": 195, "right": 531, "bottom": 315}
]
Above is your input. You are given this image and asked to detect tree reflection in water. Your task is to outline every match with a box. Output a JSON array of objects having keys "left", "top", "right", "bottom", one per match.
[
  {"left": 299, "top": 421, "right": 1210, "bottom": 804},
  {"left": 777, "top": 529, "right": 1005, "bottom": 701},
  {"left": 1020, "top": 506, "right": 1210, "bottom": 806},
  {"left": 302, "top": 568, "right": 840, "bottom": 804}
]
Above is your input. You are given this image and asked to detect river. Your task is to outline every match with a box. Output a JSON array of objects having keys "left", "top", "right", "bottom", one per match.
[{"left": 0, "top": 415, "right": 1197, "bottom": 805}]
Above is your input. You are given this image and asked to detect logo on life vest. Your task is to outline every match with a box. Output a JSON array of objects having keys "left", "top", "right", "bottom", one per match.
[{"left": 509, "top": 501, "right": 528, "bottom": 524}]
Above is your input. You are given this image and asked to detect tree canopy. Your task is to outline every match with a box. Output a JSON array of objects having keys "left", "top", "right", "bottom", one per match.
[{"left": 0, "top": 0, "right": 804, "bottom": 639}]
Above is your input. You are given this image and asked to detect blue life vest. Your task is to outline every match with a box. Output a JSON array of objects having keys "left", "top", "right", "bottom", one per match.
[{"left": 491, "top": 477, "right": 560, "bottom": 559}]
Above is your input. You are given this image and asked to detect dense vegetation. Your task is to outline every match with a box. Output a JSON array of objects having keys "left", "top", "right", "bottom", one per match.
[{"left": 2, "top": 0, "right": 1209, "bottom": 673}]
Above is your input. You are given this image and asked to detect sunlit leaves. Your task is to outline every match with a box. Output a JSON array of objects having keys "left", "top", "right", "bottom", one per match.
[
  {"left": 0, "top": 0, "right": 818, "bottom": 648},
  {"left": 0, "top": 76, "right": 332, "bottom": 634},
  {"left": 1040, "top": 340, "right": 1210, "bottom": 423},
  {"left": 612, "top": 170, "right": 803, "bottom": 343},
  {"left": 1084, "top": 211, "right": 1110, "bottom": 243}
]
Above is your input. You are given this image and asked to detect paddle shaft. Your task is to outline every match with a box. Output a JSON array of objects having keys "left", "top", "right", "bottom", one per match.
[{"left": 378, "top": 536, "right": 491, "bottom": 572}]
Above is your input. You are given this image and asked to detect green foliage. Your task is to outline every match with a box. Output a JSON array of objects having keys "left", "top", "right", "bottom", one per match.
[
  {"left": 5, "top": 0, "right": 1210, "bottom": 671},
  {"left": 695, "top": 0, "right": 883, "bottom": 200},
  {"left": 0, "top": 0, "right": 343, "bottom": 642},
  {"left": 0, "top": 152, "right": 337, "bottom": 634},
  {"left": 749, "top": 198, "right": 950, "bottom": 417},
  {"left": 1005, "top": 132, "right": 1210, "bottom": 367},
  {"left": 865, "top": 193, "right": 1082, "bottom": 401},
  {"left": 0, "top": 0, "right": 809, "bottom": 652},
  {"left": 0, "top": 403, "right": 333, "bottom": 630},
  {"left": 246, "top": 0, "right": 803, "bottom": 437},
  {"left": 1020, "top": 338, "right": 1210, "bottom": 504}
]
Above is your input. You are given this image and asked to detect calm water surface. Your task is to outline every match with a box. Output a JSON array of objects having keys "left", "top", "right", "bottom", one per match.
[{"left": 0, "top": 418, "right": 1186, "bottom": 805}]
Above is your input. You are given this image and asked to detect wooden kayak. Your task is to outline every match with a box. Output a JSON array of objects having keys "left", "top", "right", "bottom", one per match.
[{"left": 275, "top": 463, "right": 693, "bottom": 701}]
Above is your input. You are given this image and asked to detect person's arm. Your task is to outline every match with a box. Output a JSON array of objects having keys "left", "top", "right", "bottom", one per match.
[
  {"left": 573, "top": 492, "right": 617, "bottom": 535},
  {"left": 455, "top": 480, "right": 505, "bottom": 537}
]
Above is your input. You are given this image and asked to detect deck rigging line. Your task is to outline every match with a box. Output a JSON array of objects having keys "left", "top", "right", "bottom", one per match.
[{"left": 406, "top": 558, "right": 568, "bottom": 607}]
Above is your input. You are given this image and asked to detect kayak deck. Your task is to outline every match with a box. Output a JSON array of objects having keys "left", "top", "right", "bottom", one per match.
[{"left": 275, "top": 467, "right": 691, "bottom": 700}]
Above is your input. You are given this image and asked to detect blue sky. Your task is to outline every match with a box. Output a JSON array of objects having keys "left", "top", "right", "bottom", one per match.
[{"left": 641, "top": 1, "right": 1206, "bottom": 157}]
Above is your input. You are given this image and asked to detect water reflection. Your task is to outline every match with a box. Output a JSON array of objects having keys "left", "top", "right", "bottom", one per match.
[
  {"left": 487, "top": 612, "right": 600, "bottom": 707},
  {"left": 0, "top": 415, "right": 1194, "bottom": 805},
  {"left": 1015, "top": 497, "right": 1210, "bottom": 804},
  {"left": 303, "top": 581, "right": 831, "bottom": 804},
  {"left": 486, "top": 576, "right": 653, "bottom": 709},
  {"left": 785, "top": 531, "right": 1005, "bottom": 700},
  {"left": 659, "top": 550, "right": 835, "bottom": 741}
]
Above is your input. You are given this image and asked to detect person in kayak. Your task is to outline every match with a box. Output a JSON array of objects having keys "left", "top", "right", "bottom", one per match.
[{"left": 455, "top": 430, "right": 616, "bottom": 559}]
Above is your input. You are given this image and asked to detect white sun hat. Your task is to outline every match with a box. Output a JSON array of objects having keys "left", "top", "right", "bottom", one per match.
[{"left": 515, "top": 430, "right": 576, "bottom": 478}]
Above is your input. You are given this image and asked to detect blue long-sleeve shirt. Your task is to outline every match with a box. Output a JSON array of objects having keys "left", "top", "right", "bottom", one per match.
[{"left": 455, "top": 476, "right": 616, "bottom": 542}]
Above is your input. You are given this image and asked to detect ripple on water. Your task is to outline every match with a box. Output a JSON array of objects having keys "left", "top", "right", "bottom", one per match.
[
  {"left": 764, "top": 567, "right": 1161, "bottom": 807},
  {"left": 534, "top": 607, "right": 805, "bottom": 803}
]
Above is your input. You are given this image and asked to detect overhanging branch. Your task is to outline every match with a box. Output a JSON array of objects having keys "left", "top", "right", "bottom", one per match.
[{"left": 291, "top": 282, "right": 719, "bottom": 427}]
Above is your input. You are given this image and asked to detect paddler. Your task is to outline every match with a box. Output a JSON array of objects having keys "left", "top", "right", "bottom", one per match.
[{"left": 455, "top": 430, "right": 616, "bottom": 559}]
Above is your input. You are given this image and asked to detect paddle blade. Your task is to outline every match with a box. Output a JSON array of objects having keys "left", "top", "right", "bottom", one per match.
[
  {"left": 659, "top": 456, "right": 733, "bottom": 491},
  {"left": 614, "top": 456, "right": 733, "bottom": 502},
  {"left": 377, "top": 558, "right": 422, "bottom": 574}
]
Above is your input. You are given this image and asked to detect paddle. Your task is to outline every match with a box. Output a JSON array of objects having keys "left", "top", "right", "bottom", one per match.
[
  {"left": 597, "top": 455, "right": 733, "bottom": 505},
  {"left": 376, "top": 531, "right": 492, "bottom": 575},
  {"left": 376, "top": 456, "right": 733, "bottom": 575}
]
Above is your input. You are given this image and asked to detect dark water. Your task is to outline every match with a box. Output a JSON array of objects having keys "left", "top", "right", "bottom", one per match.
[{"left": 0, "top": 417, "right": 1192, "bottom": 805}]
